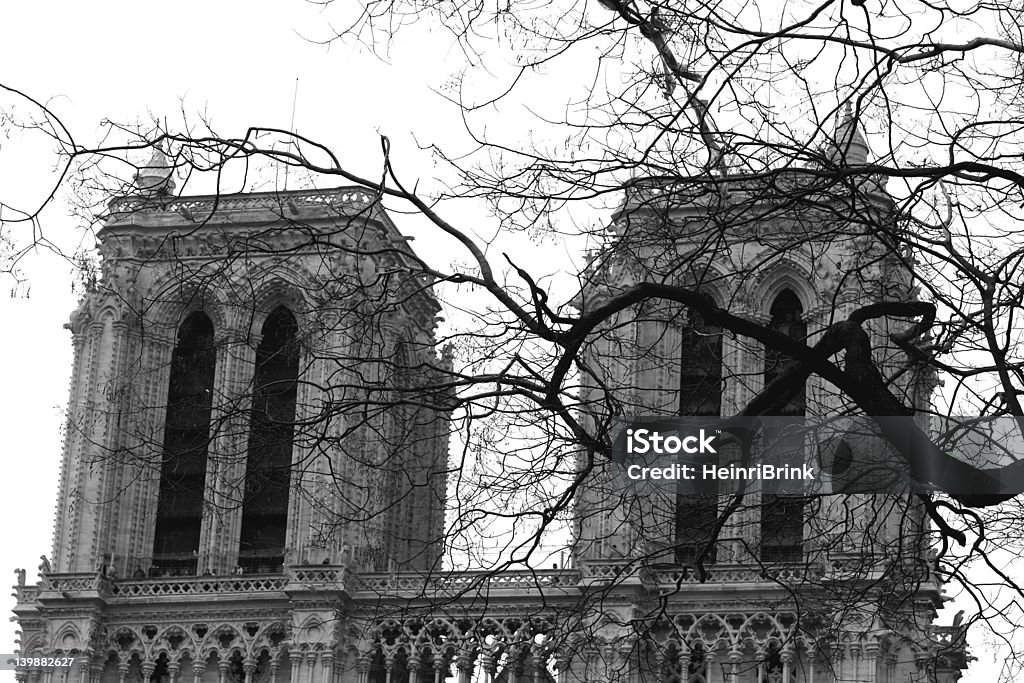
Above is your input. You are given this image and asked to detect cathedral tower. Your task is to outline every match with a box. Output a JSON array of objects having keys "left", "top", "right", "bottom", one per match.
[
  {"left": 570, "top": 110, "right": 965, "bottom": 682},
  {"left": 13, "top": 155, "right": 452, "bottom": 683}
]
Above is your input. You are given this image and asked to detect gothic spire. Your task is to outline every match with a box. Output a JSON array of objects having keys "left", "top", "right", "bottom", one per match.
[
  {"left": 133, "top": 143, "right": 176, "bottom": 195},
  {"left": 826, "top": 102, "right": 870, "bottom": 166}
]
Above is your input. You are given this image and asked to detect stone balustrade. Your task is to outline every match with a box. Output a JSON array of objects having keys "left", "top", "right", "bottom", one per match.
[{"left": 107, "top": 187, "right": 376, "bottom": 225}]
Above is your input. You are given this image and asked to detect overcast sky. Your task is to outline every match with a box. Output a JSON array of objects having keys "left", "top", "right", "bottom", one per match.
[{"left": 0, "top": 1, "right": 1014, "bottom": 680}]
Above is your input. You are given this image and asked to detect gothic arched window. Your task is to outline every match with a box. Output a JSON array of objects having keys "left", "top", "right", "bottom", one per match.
[
  {"left": 760, "top": 289, "right": 807, "bottom": 563},
  {"left": 676, "top": 310, "right": 722, "bottom": 566},
  {"left": 679, "top": 311, "right": 723, "bottom": 416},
  {"left": 763, "top": 289, "right": 807, "bottom": 415},
  {"left": 238, "top": 306, "right": 299, "bottom": 573},
  {"left": 152, "top": 311, "right": 216, "bottom": 575}
]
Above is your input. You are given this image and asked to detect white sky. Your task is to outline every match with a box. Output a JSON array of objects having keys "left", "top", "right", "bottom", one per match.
[{"left": 0, "top": 0, "right": 1017, "bottom": 680}]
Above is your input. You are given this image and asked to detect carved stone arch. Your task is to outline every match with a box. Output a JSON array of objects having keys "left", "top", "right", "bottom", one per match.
[
  {"left": 418, "top": 617, "right": 456, "bottom": 658},
  {"left": 295, "top": 615, "right": 329, "bottom": 647},
  {"left": 736, "top": 613, "right": 789, "bottom": 651},
  {"left": 747, "top": 258, "right": 815, "bottom": 319},
  {"left": 510, "top": 617, "right": 542, "bottom": 645},
  {"left": 688, "top": 614, "right": 732, "bottom": 651},
  {"left": 108, "top": 626, "right": 145, "bottom": 664},
  {"left": 92, "top": 293, "right": 134, "bottom": 326},
  {"left": 668, "top": 258, "right": 732, "bottom": 305},
  {"left": 153, "top": 625, "right": 194, "bottom": 663},
  {"left": 21, "top": 631, "right": 47, "bottom": 656},
  {"left": 476, "top": 617, "right": 509, "bottom": 646},
  {"left": 50, "top": 621, "right": 85, "bottom": 652},
  {"left": 252, "top": 621, "right": 289, "bottom": 658},
  {"left": 247, "top": 275, "right": 309, "bottom": 335},
  {"left": 144, "top": 276, "right": 230, "bottom": 339},
  {"left": 198, "top": 623, "right": 244, "bottom": 661}
]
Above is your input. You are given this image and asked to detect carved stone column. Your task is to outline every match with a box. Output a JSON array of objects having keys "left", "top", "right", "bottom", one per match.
[
  {"left": 407, "top": 655, "right": 422, "bottom": 683},
  {"left": 287, "top": 313, "right": 333, "bottom": 565},
  {"left": 320, "top": 652, "right": 335, "bottom": 683},
  {"left": 54, "top": 303, "right": 135, "bottom": 572},
  {"left": 727, "top": 650, "right": 742, "bottom": 683},
  {"left": 243, "top": 658, "right": 257, "bottom": 683},
  {"left": 455, "top": 651, "right": 475, "bottom": 683},
  {"left": 781, "top": 650, "right": 793, "bottom": 683},
  {"left": 124, "top": 331, "right": 175, "bottom": 573},
  {"left": 76, "top": 656, "right": 90, "bottom": 683},
  {"left": 355, "top": 654, "right": 372, "bottom": 683},
  {"left": 864, "top": 642, "right": 880, "bottom": 683},
  {"left": 200, "top": 321, "right": 258, "bottom": 574},
  {"left": 850, "top": 643, "right": 862, "bottom": 682}
]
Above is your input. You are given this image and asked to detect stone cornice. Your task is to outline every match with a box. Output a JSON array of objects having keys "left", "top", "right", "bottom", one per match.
[
  {"left": 617, "top": 171, "right": 896, "bottom": 221},
  {"left": 104, "top": 187, "right": 378, "bottom": 231}
]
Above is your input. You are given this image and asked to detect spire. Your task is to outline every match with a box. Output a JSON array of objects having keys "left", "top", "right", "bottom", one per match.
[
  {"left": 826, "top": 102, "right": 870, "bottom": 166},
  {"left": 133, "top": 144, "right": 176, "bottom": 195}
]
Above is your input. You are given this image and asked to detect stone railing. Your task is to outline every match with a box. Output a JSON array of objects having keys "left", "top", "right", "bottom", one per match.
[
  {"left": 929, "top": 625, "right": 971, "bottom": 669},
  {"left": 12, "top": 584, "right": 40, "bottom": 604},
  {"left": 18, "top": 561, "right": 830, "bottom": 606},
  {"left": 577, "top": 559, "right": 639, "bottom": 583},
  {"left": 286, "top": 565, "right": 352, "bottom": 590},
  {"left": 107, "top": 187, "right": 376, "bottom": 223},
  {"left": 647, "top": 564, "right": 811, "bottom": 586},
  {"left": 110, "top": 574, "right": 288, "bottom": 598},
  {"left": 929, "top": 625, "right": 968, "bottom": 647},
  {"left": 41, "top": 573, "right": 108, "bottom": 593},
  {"left": 623, "top": 170, "right": 889, "bottom": 213},
  {"left": 356, "top": 568, "right": 578, "bottom": 596}
]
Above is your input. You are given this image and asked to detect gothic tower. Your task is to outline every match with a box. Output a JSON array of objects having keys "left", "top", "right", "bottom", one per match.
[
  {"left": 10, "top": 134, "right": 968, "bottom": 683},
  {"left": 13, "top": 152, "right": 452, "bottom": 683},
  {"left": 570, "top": 110, "right": 966, "bottom": 682}
]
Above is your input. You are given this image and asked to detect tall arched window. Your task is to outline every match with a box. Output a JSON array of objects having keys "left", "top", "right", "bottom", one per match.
[
  {"left": 760, "top": 289, "right": 807, "bottom": 563},
  {"left": 679, "top": 312, "right": 723, "bottom": 416},
  {"left": 238, "top": 306, "right": 299, "bottom": 573},
  {"left": 152, "top": 311, "right": 216, "bottom": 576},
  {"left": 676, "top": 311, "right": 722, "bottom": 566}
]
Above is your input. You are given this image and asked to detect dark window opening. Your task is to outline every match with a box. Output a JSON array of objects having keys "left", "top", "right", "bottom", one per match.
[
  {"left": 761, "top": 289, "right": 807, "bottom": 564},
  {"left": 153, "top": 311, "right": 216, "bottom": 575},
  {"left": 675, "top": 493, "right": 718, "bottom": 567},
  {"left": 759, "top": 644, "right": 785, "bottom": 683},
  {"left": 676, "top": 310, "right": 722, "bottom": 566},
  {"left": 763, "top": 289, "right": 807, "bottom": 416},
  {"left": 238, "top": 306, "right": 299, "bottom": 573},
  {"left": 679, "top": 312, "right": 722, "bottom": 417}
]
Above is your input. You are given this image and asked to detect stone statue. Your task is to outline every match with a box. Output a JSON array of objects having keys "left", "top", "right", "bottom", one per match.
[
  {"left": 38, "top": 555, "right": 51, "bottom": 575},
  {"left": 14, "top": 568, "right": 25, "bottom": 586}
]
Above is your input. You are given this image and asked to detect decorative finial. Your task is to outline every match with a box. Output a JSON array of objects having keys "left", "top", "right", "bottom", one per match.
[
  {"left": 827, "top": 101, "right": 870, "bottom": 165},
  {"left": 133, "top": 144, "right": 176, "bottom": 196}
]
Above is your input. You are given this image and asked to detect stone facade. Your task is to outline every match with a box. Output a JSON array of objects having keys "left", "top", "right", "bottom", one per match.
[
  {"left": 569, "top": 114, "right": 966, "bottom": 682},
  {"left": 12, "top": 123, "right": 969, "bottom": 683}
]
